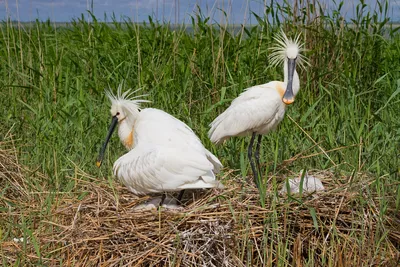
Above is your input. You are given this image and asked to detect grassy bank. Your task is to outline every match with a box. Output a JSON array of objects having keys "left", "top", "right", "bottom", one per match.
[{"left": 1, "top": 0, "right": 399, "bottom": 265}]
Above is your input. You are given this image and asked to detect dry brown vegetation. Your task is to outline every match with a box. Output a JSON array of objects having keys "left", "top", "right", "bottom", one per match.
[{"left": 1, "top": 138, "right": 399, "bottom": 266}]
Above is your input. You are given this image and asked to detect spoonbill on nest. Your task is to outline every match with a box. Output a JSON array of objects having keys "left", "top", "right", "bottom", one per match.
[
  {"left": 208, "top": 30, "right": 308, "bottom": 188},
  {"left": 96, "top": 86, "right": 223, "bottom": 207}
]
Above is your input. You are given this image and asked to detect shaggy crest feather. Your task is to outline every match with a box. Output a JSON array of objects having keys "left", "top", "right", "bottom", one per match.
[
  {"left": 269, "top": 29, "right": 309, "bottom": 70},
  {"left": 106, "top": 84, "right": 150, "bottom": 117}
]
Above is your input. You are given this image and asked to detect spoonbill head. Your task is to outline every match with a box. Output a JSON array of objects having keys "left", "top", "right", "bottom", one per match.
[
  {"left": 97, "top": 89, "right": 149, "bottom": 167},
  {"left": 269, "top": 30, "right": 307, "bottom": 104}
]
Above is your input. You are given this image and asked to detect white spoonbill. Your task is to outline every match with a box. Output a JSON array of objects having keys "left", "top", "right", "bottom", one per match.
[
  {"left": 208, "top": 30, "right": 307, "bottom": 188},
  {"left": 97, "top": 86, "right": 223, "bottom": 206}
]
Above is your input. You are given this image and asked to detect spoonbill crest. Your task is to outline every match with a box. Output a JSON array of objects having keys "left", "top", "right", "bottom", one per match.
[
  {"left": 208, "top": 30, "right": 308, "bottom": 188},
  {"left": 97, "top": 86, "right": 223, "bottom": 206}
]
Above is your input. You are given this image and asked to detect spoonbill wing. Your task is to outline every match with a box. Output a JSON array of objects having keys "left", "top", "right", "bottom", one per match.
[
  {"left": 209, "top": 83, "right": 284, "bottom": 144},
  {"left": 113, "top": 144, "right": 223, "bottom": 195},
  {"left": 136, "top": 108, "right": 214, "bottom": 153}
]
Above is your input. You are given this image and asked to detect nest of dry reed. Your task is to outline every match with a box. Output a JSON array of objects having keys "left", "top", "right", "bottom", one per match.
[{"left": 1, "top": 141, "right": 399, "bottom": 266}]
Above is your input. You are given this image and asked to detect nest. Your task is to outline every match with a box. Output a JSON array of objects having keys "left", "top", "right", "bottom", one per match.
[{"left": 1, "top": 142, "right": 400, "bottom": 266}]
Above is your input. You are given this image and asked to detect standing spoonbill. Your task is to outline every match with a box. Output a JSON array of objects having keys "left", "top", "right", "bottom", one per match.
[
  {"left": 208, "top": 30, "right": 307, "bottom": 188},
  {"left": 97, "top": 86, "right": 223, "bottom": 207}
]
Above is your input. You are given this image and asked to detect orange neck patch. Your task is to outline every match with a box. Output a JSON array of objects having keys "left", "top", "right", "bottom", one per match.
[
  {"left": 276, "top": 82, "right": 286, "bottom": 98},
  {"left": 123, "top": 130, "right": 134, "bottom": 149}
]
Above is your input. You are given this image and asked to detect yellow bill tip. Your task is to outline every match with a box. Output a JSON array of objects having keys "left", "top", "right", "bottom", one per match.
[
  {"left": 283, "top": 98, "right": 295, "bottom": 105},
  {"left": 96, "top": 161, "right": 102, "bottom": 168}
]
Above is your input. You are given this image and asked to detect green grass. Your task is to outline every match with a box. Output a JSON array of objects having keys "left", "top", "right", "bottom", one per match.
[{"left": 1, "top": 0, "right": 399, "bottom": 265}]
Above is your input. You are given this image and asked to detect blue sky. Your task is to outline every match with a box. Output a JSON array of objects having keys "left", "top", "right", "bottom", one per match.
[{"left": 1, "top": 0, "right": 399, "bottom": 23}]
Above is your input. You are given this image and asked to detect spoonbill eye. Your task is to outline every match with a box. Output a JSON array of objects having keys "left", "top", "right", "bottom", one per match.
[{"left": 116, "top": 112, "right": 120, "bottom": 116}]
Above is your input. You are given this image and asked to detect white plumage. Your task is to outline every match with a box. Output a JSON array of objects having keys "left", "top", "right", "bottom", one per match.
[
  {"left": 208, "top": 30, "right": 307, "bottom": 187},
  {"left": 209, "top": 81, "right": 287, "bottom": 144},
  {"left": 114, "top": 143, "right": 221, "bottom": 195},
  {"left": 97, "top": 87, "right": 223, "bottom": 198},
  {"left": 280, "top": 170, "right": 325, "bottom": 195}
]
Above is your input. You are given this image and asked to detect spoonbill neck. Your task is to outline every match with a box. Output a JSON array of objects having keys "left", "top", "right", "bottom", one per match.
[{"left": 118, "top": 120, "right": 135, "bottom": 150}]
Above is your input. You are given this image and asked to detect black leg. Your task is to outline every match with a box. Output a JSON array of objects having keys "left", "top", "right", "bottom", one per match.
[
  {"left": 177, "top": 190, "right": 185, "bottom": 204},
  {"left": 248, "top": 132, "right": 259, "bottom": 189},
  {"left": 255, "top": 134, "right": 263, "bottom": 176},
  {"left": 159, "top": 192, "right": 167, "bottom": 206}
]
